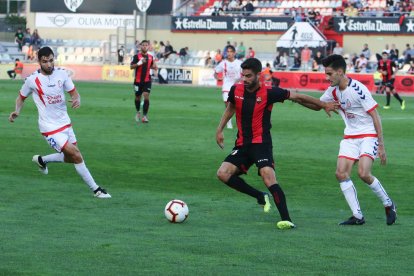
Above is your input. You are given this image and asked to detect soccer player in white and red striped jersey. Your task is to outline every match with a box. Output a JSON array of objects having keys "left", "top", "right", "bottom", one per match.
[
  {"left": 8, "top": 46, "right": 111, "bottom": 199},
  {"left": 310, "top": 54, "right": 396, "bottom": 225},
  {"left": 214, "top": 45, "right": 242, "bottom": 129}
]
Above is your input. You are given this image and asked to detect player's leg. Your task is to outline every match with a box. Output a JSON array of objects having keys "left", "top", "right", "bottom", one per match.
[
  {"left": 134, "top": 85, "right": 142, "bottom": 122},
  {"left": 383, "top": 84, "right": 391, "bottom": 109},
  {"left": 336, "top": 139, "right": 364, "bottom": 225},
  {"left": 222, "top": 92, "right": 232, "bottom": 129},
  {"left": 390, "top": 86, "right": 405, "bottom": 110},
  {"left": 7, "top": 70, "right": 15, "bottom": 79},
  {"left": 358, "top": 139, "right": 396, "bottom": 225},
  {"left": 142, "top": 90, "right": 150, "bottom": 123}
]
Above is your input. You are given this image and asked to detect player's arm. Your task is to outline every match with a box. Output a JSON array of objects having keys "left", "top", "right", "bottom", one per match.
[
  {"left": 368, "top": 109, "right": 386, "bottom": 165},
  {"left": 216, "top": 102, "right": 235, "bottom": 149},
  {"left": 213, "top": 62, "right": 223, "bottom": 80},
  {"left": 151, "top": 60, "right": 158, "bottom": 77},
  {"left": 391, "top": 62, "right": 398, "bottom": 79},
  {"left": 9, "top": 94, "right": 26, "bottom": 122},
  {"left": 68, "top": 89, "right": 81, "bottom": 109},
  {"left": 130, "top": 55, "right": 142, "bottom": 69},
  {"left": 288, "top": 90, "right": 339, "bottom": 116}
]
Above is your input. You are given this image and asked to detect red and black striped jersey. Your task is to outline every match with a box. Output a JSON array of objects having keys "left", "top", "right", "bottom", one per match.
[
  {"left": 377, "top": 59, "right": 396, "bottom": 81},
  {"left": 228, "top": 83, "right": 290, "bottom": 146},
  {"left": 131, "top": 52, "right": 154, "bottom": 84}
]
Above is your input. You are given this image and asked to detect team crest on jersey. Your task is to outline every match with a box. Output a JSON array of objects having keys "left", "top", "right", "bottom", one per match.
[
  {"left": 346, "top": 99, "right": 352, "bottom": 108},
  {"left": 64, "top": 0, "right": 83, "bottom": 12},
  {"left": 136, "top": 0, "right": 152, "bottom": 12},
  {"left": 58, "top": 80, "right": 63, "bottom": 88},
  {"left": 256, "top": 96, "right": 262, "bottom": 103}
]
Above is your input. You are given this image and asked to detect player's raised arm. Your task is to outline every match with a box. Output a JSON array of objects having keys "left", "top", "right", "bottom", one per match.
[{"left": 288, "top": 90, "right": 339, "bottom": 116}]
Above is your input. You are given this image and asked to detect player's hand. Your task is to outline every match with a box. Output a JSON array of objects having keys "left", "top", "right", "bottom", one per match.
[
  {"left": 9, "top": 111, "right": 19, "bottom": 122},
  {"left": 69, "top": 96, "right": 81, "bottom": 109},
  {"left": 323, "top": 101, "right": 340, "bottom": 117},
  {"left": 216, "top": 131, "right": 224, "bottom": 149},
  {"left": 378, "top": 144, "right": 386, "bottom": 165}
]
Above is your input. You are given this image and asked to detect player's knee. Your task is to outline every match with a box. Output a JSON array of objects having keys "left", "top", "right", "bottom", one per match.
[
  {"left": 357, "top": 168, "right": 371, "bottom": 182},
  {"left": 335, "top": 170, "right": 348, "bottom": 181},
  {"left": 217, "top": 168, "right": 230, "bottom": 183},
  {"left": 260, "top": 167, "right": 276, "bottom": 184}
]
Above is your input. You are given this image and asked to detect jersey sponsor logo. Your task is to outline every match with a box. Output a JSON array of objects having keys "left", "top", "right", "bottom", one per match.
[
  {"left": 235, "top": 95, "right": 244, "bottom": 100},
  {"left": 257, "top": 159, "right": 269, "bottom": 163},
  {"left": 47, "top": 94, "right": 63, "bottom": 105},
  {"left": 64, "top": 0, "right": 84, "bottom": 12}
]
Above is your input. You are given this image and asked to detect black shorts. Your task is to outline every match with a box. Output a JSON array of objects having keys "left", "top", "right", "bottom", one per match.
[
  {"left": 382, "top": 79, "right": 395, "bottom": 89},
  {"left": 134, "top": 82, "right": 152, "bottom": 96},
  {"left": 224, "top": 143, "right": 274, "bottom": 175}
]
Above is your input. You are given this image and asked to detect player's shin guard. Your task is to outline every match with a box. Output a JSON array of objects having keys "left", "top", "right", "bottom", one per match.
[
  {"left": 268, "top": 184, "right": 291, "bottom": 222},
  {"left": 74, "top": 161, "right": 99, "bottom": 191},
  {"left": 368, "top": 177, "right": 392, "bottom": 207},
  {"left": 143, "top": 99, "right": 150, "bottom": 115},
  {"left": 340, "top": 179, "right": 363, "bottom": 219},
  {"left": 225, "top": 175, "right": 264, "bottom": 202}
]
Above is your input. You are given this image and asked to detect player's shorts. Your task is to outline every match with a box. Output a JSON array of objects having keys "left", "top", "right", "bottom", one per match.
[
  {"left": 382, "top": 79, "right": 395, "bottom": 89},
  {"left": 224, "top": 143, "right": 274, "bottom": 175},
  {"left": 338, "top": 137, "right": 378, "bottom": 161},
  {"left": 134, "top": 82, "right": 152, "bottom": 96},
  {"left": 42, "top": 126, "right": 77, "bottom": 153},
  {"left": 222, "top": 91, "right": 229, "bottom": 102}
]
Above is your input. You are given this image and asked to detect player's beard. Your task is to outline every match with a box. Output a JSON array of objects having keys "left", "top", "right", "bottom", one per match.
[
  {"left": 41, "top": 65, "right": 54, "bottom": 75},
  {"left": 245, "top": 78, "right": 259, "bottom": 91}
]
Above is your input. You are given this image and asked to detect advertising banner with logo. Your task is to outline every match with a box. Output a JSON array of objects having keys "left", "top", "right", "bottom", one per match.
[
  {"left": 36, "top": 13, "right": 139, "bottom": 29},
  {"left": 17, "top": 64, "right": 103, "bottom": 81},
  {"left": 158, "top": 68, "right": 193, "bottom": 84},
  {"left": 395, "top": 75, "right": 414, "bottom": 92},
  {"left": 172, "top": 16, "right": 292, "bottom": 32},
  {"left": 30, "top": 0, "right": 172, "bottom": 15},
  {"left": 334, "top": 17, "right": 414, "bottom": 34},
  {"left": 102, "top": 65, "right": 135, "bottom": 82}
]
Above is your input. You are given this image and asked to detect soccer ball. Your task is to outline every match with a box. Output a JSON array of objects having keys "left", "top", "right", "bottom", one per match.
[{"left": 164, "top": 199, "right": 189, "bottom": 223}]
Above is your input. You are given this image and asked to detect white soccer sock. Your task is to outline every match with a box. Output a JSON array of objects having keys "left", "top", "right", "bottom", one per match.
[
  {"left": 340, "top": 179, "right": 363, "bottom": 219},
  {"left": 368, "top": 177, "right": 392, "bottom": 207},
  {"left": 42, "top": 153, "right": 64, "bottom": 163},
  {"left": 74, "top": 161, "right": 99, "bottom": 191}
]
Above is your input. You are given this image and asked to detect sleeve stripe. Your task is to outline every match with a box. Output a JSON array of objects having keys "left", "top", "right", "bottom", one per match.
[
  {"left": 67, "top": 87, "right": 76, "bottom": 93},
  {"left": 367, "top": 104, "right": 378, "bottom": 113},
  {"left": 19, "top": 91, "right": 27, "bottom": 99}
]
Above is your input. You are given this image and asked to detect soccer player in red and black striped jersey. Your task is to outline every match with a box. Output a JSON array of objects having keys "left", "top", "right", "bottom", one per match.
[
  {"left": 378, "top": 52, "right": 405, "bottom": 110},
  {"left": 216, "top": 58, "right": 338, "bottom": 229},
  {"left": 130, "top": 40, "right": 158, "bottom": 123}
]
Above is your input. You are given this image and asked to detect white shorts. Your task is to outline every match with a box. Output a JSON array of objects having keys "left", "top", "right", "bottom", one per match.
[
  {"left": 43, "top": 126, "right": 77, "bottom": 153},
  {"left": 338, "top": 137, "right": 378, "bottom": 161},
  {"left": 222, "top": 91, "right": 229, "bottom": 102}
]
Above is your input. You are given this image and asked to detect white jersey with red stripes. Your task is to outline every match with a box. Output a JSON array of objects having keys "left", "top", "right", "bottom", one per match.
[
  {"left": 320, "top": 78, "right": 378, "bottom": 138},
  {"left": 215, "top": 59, "right": 242, "bottom": 92},
  {"left": 19, "top": 68, "right": 75, "bottom": 134}
]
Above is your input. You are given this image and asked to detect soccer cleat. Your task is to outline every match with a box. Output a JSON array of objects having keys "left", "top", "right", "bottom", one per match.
[
  {"left": 276, "top": 220, "right": 296, "bottom": 230},
  {"left": 339, "top": 216, "right": 365, "bottom": 225},
  {"left": 142, "top": 116, "right": 149, "bottom": 123},
  {"left": 94, "top": 187, "right": 111, "bottom": 199},
  {"left": 32, "top": 155, "right": 48, "bottom": 175},
  {"left": 401, "top": 100, "right": 406, "bottom": 110},
  {"left": 383, "top": 105, "right": 391, "bottom": 109},
  {"left": 258, "top": 192, "right": 272, "bottom": 213},
  {"left": 135, "top": 112, "right": 141, "bottom": 123},
  {"left": 385, "top": 201, "right": 397, "bottom": 225}
]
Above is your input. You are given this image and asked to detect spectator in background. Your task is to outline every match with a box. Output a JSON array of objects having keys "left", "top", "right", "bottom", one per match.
[
  {"left": 7, "top": 58, "right": 23, "bottom": 79},
  {"left": 382, "top": 44, "right": 391, "bottom": 54},
  {"left": 333, "top": 42, "right": 344, "bottom": 56},
  {"left": 152, "top": 40, "right": 160, "bottom": 57},
  {"left": 278, "top": 52, "right": 289, "bottom": 70},
  {"left": 273, "top": 51, "right": 281, "bottom": 69},
  {"left": 355, "top": 54, "right": 368, "bottom": 73},
  {"left": 308, "top": 9, "right": 316, "bottom": 24},
  {"left": 301, "top": 45, "right": 312, "bottom": 71},
  {"left": 312, "top": 51, "right": 324, "bottom": 71},
  {"left": 163, "top": 41, "right": 176, "bottom": 59},
  {"left": 247, "top": 47, "right": 255, "bottom": 58},
  {"left": 214, "top": 49, "right": 223, "bottom": 65},
  {"left": 291, "top": 52, "right": 301, "bottom": 71},
  {"left": 242, "top": 0, "right": 254, "bottom": 16},
  {"left": 261, "top": 63, "right": 273, "bottom": 83},
  {"left": 31, "top": 29, "right": 41, "bottom": 48},
  {"left": 179, "top": 46, "right": 189, "bottom": 64},
  {"left": 314, "top": 11, "right": 322, "bottom": 26},
  {"left": 117, "top": 45, "right": 125, "bottom": 65},
  {"left": 228, "top": 0, "right": 240, "bottom": 13},
  {"left": 407, "top": 60, "right": 414, "bottom": 74},
  {"left": 402, "top": 43, "right": 412, "bottom": 64},
  {"left": 389, "top": 44, "right": 399, "bottom": 62},
  {"left": 22, "top": 28, "right": 31, "bottom": 46},
  {"left": 157, "top": 41, "right": 165, "bottom": 59},
  {"left": 236, "top": 41, "right": 246, "bottom": 59},
  {"left": 15, "top": 27, "right": 24, "bottom": 51},
  {"left": 205, "top": 51, "right": 213, "bottom": 67},
  {"left": 361, "top": 43, "right": 371, "bottom": 60}
]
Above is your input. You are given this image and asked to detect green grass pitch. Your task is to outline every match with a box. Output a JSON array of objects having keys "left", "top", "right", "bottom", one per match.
[{"left": 0, "top": 79, "right": 413, "bottom": 275}]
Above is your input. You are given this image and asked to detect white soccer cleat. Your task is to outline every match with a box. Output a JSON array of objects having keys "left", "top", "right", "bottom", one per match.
[
  {"left": 94, "top": 187, "right": 111, "bottom": 199},
  {"left": 32, "top": 155, "right": 48, "bottom": 175},
  {"left": 142, "top": 116, "right": 149, "bottom": 123},
  {"left": 135, "top": 112, "right": 141, "bottom": 123}
]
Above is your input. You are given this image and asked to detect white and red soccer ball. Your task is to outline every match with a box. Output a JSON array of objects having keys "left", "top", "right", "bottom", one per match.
[{"left": 164, "top": 199, "right": 189, "bottom": 223}]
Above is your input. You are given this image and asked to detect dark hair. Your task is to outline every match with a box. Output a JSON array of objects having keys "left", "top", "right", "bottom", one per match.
[
  {"left": 382, "top": 51, "right": 389, "bottom": 55},
  {"left": 227, "top": 45, "right": 236, "bottom": 52},
  {"left": 37, "top": 46, "right": 54, "bottom": 60},
  {"left": 321, "top": 54, "right": 346, "bottom": 72},
  {"left": 140, "top": 40, "right": 149, "bottom": 45},
  {"left": 241, "top": 58, "right": 262, "bottom": 74},
  {"left": 15, "top": 58, "right": 20, "bottom": 61}
]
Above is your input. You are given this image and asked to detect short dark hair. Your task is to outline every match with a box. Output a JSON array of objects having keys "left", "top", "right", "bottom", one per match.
[
  {"left": 15, "top": 58, "right": 20, "bottom": 61},
  {"left": 321, "top": 54, "right": 346, "bottom": 72},
  {"left": 241, "top": 58, "right": 262, "bottom": 74},
  {"left": 227, "top": 45, "right": 235, "bottom": 52},
  {"left": 37, "top": 46, "right": 54, "bottom": 60},
  {"left": 140, "top": 40, "right": 149, "bottom": 45}
]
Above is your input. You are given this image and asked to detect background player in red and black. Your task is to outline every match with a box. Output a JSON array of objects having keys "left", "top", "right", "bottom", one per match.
[
  {"left": 378, "top": 52, "right": 405, "bottom": 110},
  {"left": 215, "top": 58, "right": 338, "bottom": 229},
  {"left": 130, "top": 40, "right": 158, "bottom": 123}
]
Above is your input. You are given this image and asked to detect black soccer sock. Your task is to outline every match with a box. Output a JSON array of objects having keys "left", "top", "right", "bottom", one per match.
[
  {"left": 386, "top": 93, "right": 391, "bottom": 106},
  {"left": 268, "top": 183, "right": 291, "bottom": 222},
  {"left": 135, "top": 99, "right": 141, "bottom": 112},
  {"left": 393, "top": 93, "right": 403, "bottom": 104},
  {"left": 143, "top": 99, "right": 150, "bottom": 115},
  {"left": 226, "top": 175, "right": 264, "bottom": 203}
]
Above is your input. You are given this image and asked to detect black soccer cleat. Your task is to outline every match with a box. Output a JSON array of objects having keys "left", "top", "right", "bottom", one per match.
[
  {"left": 339, "top": 216, "right": 365, "bottom": 226},
  {"left": 385, "top": 202, "right": 397, "bottom": 225}
]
